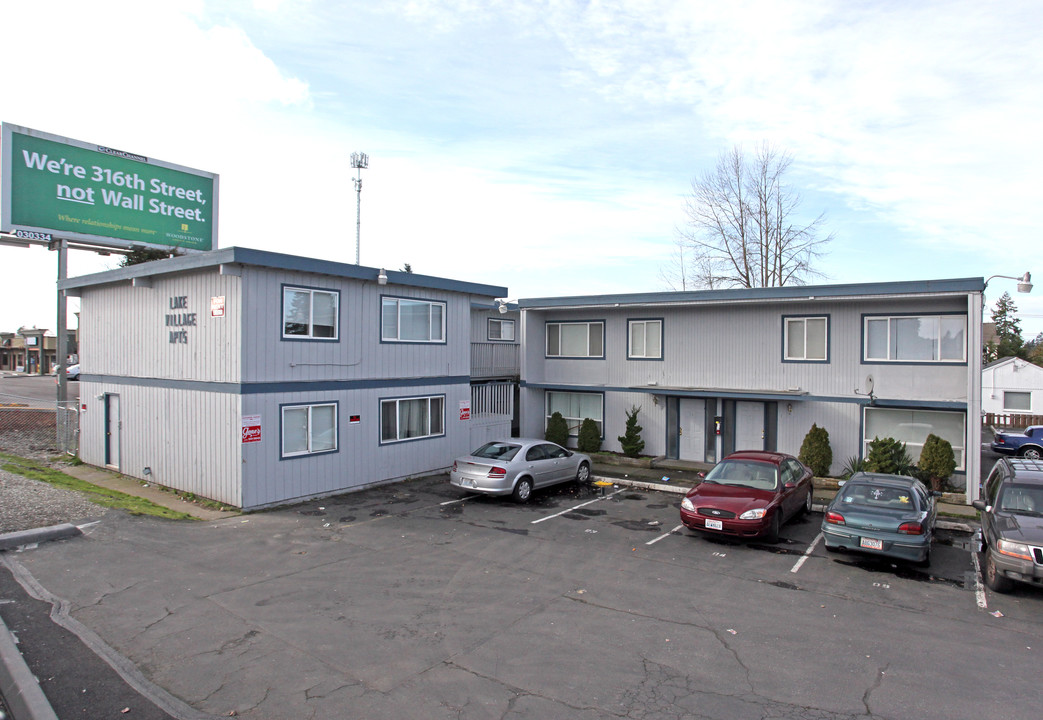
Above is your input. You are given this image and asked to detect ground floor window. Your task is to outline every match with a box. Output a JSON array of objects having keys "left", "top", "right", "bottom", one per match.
[
  {"left": 546, "top": 391, "right": 603, "bottom": 436},
  {"left": 282, "top": 402, "right": 338, "bottom": 457},
  {"left": 863, "top": 407, "right": 965, "bottom": 469},
  {"left": 1004, "top": 391, "right": 1031, "bottom": 412},
  {"left": 381, "top": 395, "right": 445, "bottom": 443}
]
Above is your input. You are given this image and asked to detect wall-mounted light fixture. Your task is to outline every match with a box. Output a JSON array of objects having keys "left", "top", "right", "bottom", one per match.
[
  {"left": 377, "top": 268, "right": 388, "bottom": 285},
  {"left": 985, "top": 271, "right": 1033, "bottom": 293}
]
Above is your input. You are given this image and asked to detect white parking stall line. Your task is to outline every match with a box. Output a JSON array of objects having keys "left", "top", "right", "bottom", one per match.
[
  {"left": 971, "top": 552, "right": 988, "bottom": 610},
  {"left": 790, "top": 531, "right": 823, "bottom": 574},
  {"left": 646, "top": 524, "right": 685, "bottom": 545},
  {"left": 530, "top": 489, "right": 626, "bottom": 524},
  {"left": 440, "top": 497, "right": 473, "bottom": 506}
]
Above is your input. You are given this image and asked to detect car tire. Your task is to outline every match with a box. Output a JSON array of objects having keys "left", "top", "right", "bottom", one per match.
[
  {"left": 576, "top": 462, "right": 591, "bottom": 484},
  {"left": 983, "top": 550, "right": 1014, "bottom": 593},
  {"left": 824, "top": 542, "right": 840, "bottom": 553},
  {"left": 799, "top": 489, "right": 813, "bottom": 516},
  {"left": 1020, "top": 446, "right": 1043, "bottom": 460},
  {"left": 765, "top": 512, "right": 780, "bottom": 543},
  {"left": 512, "top": 477, "right": 533, "bottom": 503},
  {"left": 915, "top": 546, "right": 932, "bottom": 568}
]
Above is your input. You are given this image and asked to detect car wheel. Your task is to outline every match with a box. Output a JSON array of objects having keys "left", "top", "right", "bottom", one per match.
[
  {"left": 824, "top": 542, "right": 840, "bottom": 553},
  {"left": 512, "top": 477, "right": 533, "bottom": 503},
  {"left": 764, "top": 512, "right": 780, "bottom": 543},
  {"left": 576, "top": 462, "right": 591, "bottom": 484},
  {"left": 800, "top": 489, "right": 813, "bottom": 516},
  {"left": 915, "top": 545, "right": 932, "bottom": 568},
  {"left": 1020, "top": 447, "right": 1043, "bottom": 460},
  {"left": 983, "top": 550, "right": 1014, "bottom": 593}
]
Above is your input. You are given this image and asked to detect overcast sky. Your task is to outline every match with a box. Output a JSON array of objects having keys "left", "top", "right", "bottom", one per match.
[{"left": 2, "top": 0, "right": 1041, "bottom": 337}]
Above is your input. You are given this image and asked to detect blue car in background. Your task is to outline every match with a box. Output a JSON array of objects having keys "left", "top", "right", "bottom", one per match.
[{"left": 991, "top": 426, "right": 1043, "bottom": 459}]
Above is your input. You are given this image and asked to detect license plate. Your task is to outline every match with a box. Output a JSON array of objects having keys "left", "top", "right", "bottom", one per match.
[
  {"left": 860, "top": 537, "right": 883, "bottom": 550},
  {"left": 705, "top": 518, "right": 723, "bottom": 530}
]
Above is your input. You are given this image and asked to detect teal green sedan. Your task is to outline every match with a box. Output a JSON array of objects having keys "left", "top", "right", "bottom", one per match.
[{"left": 821, "top": 472, "right": 939, "bottom": 567}]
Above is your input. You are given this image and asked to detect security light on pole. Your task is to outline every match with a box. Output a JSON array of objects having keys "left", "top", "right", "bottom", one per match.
[{"left": 351, "top": 152, "right": 368, "bottom": 265}]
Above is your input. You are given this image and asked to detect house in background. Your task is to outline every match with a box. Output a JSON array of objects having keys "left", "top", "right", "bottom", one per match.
[
  {"left": 518, "top": 278, "right": 984, "bottom": 500},
  {"left": 982, "top": 357, "right": 1043, "bottom": 421},
  {"left": 62, "top": 247, "right": 507, "bottom": 510}
]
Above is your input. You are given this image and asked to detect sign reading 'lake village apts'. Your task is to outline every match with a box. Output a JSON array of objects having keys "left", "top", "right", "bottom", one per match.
[{"left": 1, "top": 123, "right": 218, "bottom": 252}]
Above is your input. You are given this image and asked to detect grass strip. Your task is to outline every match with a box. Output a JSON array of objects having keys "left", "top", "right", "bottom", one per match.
[{"left": 0, "top": 452, "right": 197, "bottom": 521}]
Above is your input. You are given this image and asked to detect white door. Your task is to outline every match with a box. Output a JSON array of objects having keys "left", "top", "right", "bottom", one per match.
[
  {"left": 679, "top": 399, "right": 706, "bottom": 462},
  {"left": 735, "top": 401, "right": 764, "bottom": 451},
  {"left": 105, "top": 394, "right": 121, "bottom": 470}
]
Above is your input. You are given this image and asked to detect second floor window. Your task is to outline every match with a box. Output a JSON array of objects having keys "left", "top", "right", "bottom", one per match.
[
  {"left": 784, "top": 316, "right": 827, "bottom": 361},
  {"left": 488, "top": 318, "right": 515, "bottom": 341},
  {"left": 382, "top": 297, "right": 446, "bottom": 343},
  {"left": 283, "top": 287, "right": 338, "bottom": 339},
  {"left": 546, "top": 321, "right": 604, "bottom": 358},
  {"left": 628, "top": 319, "right": 662, "bottom": 359},
  {"left": 864, "top": 315, "right": 966, "bottom": 363}
]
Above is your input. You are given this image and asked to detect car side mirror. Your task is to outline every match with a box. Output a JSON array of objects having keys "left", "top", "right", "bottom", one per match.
[
  {"left": 971, "top": 500, "right": 987, "bottom": 511},
  {"left": 697, "top": 471, "right": 707, "bottom": 479},
  {"left": 837, "top": 480, "right": 846, "bottom": 487},
  {"left": 784, "top": 481, "right": 797, "bottom": 490},
  {"left": 931, "top": 491, "right": 943, "bottom": 498}
]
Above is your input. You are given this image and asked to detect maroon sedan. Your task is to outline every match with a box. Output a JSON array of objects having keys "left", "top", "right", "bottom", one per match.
[{"left": 679, "top": 450, "right": 814, "bottom": 542}]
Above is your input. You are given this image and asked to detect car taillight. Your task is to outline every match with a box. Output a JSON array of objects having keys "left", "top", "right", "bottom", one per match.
[
  {"left": 452, "top": 461, "right": 458, "bottom": 472},
  {"left": 898, "top": 522, "right": 923, "bottom": 535},
  {"left": 995, "top": 437, "right": 1006, "bottom": 445},
  {"left": 488, "top": 467, "right": 507, "bottom": 479},
  {"left": 825, "top": 511, "right": 845, "bottom": 525}
]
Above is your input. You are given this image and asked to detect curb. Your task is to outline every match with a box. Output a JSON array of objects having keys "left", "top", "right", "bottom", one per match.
[
  {"left": 0, "top": 614, "right": 60, "bottom": 720},
  {"left": 0, "top": 524, "right": 82, "bottom": 552},
  {"left": 593, "top": 475, "right": 978, "bottom": 534}
]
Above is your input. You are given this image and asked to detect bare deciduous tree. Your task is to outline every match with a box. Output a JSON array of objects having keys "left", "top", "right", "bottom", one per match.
[{"left": 672, "top": 144, "right": 833, "bottom": 289}]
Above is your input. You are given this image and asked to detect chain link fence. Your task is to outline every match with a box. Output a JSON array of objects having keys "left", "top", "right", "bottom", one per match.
[{"left": 0, "top": 392, "right": 79, "bottom": 456}]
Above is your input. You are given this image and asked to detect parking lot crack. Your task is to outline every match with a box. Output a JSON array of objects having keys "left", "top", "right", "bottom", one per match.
[{"left": 861, "top": 663, "right": 889, "bottom": 715}]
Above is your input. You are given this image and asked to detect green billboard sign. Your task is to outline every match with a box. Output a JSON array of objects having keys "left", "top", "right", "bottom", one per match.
[{"left": 1, "top": 123, "right": 218, "bottom": 251}]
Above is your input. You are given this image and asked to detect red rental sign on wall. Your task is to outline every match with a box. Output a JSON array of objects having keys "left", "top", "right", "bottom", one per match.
[{"left": 242, "top": 414, "right": 261, "bottom": 443}]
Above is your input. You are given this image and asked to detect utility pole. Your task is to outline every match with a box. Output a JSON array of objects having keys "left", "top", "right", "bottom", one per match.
[{"left": 351, "top": 152, "right": 368, "bottom": 265}]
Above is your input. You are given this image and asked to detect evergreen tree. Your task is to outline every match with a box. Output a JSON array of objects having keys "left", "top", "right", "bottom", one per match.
[
  {"left": 988, "top": 291, "right": 1025, "bottom": 361},
  {"left": 617, "top": 406, "right": 645, "bottom": 458},
  {"left": 545, "top": 411, "right": 569, "bottom": 446},
  {"left": 577, "top": 418, "right": 602, "bottom": 453},
  {"left": 120, "top": 247, "right": 178, "bottom": 266},
  {"left": 798, "top": 424, "right": 833, "bottom": 477}
]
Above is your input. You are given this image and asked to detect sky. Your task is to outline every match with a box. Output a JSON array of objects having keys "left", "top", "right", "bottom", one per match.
[{"left": 2, "top": 0, "right": 1041, "bottom": 337}]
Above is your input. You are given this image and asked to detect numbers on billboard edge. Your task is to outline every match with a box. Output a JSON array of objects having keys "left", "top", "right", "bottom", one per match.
[{"left": 14, "top": 229, "right": 53, "bottom": 242}]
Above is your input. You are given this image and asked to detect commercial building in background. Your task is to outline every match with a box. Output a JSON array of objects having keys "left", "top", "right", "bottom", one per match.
[
  {"left": 61, "top": 247, "right": 507, "bottom": 510},
  {"left": 517, "top": 278, "right": 985, "bottom": 501}
]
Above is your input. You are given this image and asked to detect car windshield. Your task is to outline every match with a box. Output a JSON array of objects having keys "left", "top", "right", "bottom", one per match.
[
  {"left": 703, "top": 460, "right": 778, "bottom": 490},
  {"left": 839, "top": 483, "right": 917, "bottom": 511},
  {"left": 471, "top": 442, "right": 521, "bottom": 461},
  {"left": 998, "top": 484, "right": 1043, "bottom": 516}
]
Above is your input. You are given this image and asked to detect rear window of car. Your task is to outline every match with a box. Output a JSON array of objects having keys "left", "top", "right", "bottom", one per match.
[
  {"left": 840, "top": 483, "right": 918, "bottom": 510},
  {"left": 472, "top": 442, "right": 521, "bottom": 461},
  {"left": 997, "top": 483, "right": 1043, "bottom": 515},
  {"left": 704, "top": 460, "right": 778, "bottom": 490}
]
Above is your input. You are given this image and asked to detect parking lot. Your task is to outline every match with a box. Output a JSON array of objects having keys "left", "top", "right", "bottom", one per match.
[{"left": 5, "top": 473, "right": 1043, "bottom": 719}]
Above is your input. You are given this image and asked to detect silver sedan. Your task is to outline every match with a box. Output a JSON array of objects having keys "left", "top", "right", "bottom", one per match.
[{"left": 450, "top": 439, "right": 592, "bottom": 502}]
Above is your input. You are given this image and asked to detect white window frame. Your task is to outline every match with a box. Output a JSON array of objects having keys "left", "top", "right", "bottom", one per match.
[
  {"left": 282, "top": 286, "right": 339, "bottom": 340},
  {"left": 545, "top": 391, "right": 604, "bottom": 437},
  {"left": 381, "top": 297, "right": 446, "bottom": 343},
  {"left": 546, "top": 321, "right": 605, "bottom": 358},
  {"left": 628, "top": 319, "right": 663, "bottom": 359},
  {"left": 784, "top": 316, "right": 828, "bottom": 361},
  {"left": 1004, "top": 391, "right": 1032, "bottom": 412},
  {"left": 863, "top": 407, "right": 966, "bottom": 470},
  {"left": 488, "top": 318, "right": 515, "bottom": 341},
  {"left": 380, "top": 394, "right": 445, "bottom": 444},
  {"left": 863, "top": 314, "right": 966, "bottom": 363},
  {"left": 281, "top": 402, "right": 338, "bottom": 458}
]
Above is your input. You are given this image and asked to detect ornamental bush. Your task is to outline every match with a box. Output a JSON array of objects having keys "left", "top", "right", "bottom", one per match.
[
  {"left": 545, "top": 411, "right": 569, "bottom": 446},
  {"left": 798, "top": 424, "right": 833, "bottom": 477},
  {"left": 864, "top": 437, "right": 914, "bottom": 476},
  {"left": 918, "top": 433, "right": 956, "bottom": 491},
  {"left": 577, "top": 418, "right": 602, "bottom": 453},
  {"left": 617, "top": 406, "right": 645, "bottom": 458}
]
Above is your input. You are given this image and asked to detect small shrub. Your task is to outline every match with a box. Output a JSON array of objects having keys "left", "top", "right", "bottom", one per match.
[
  {"left": 840, "top": 455, "right": 866, "bottom": 480},
  {"left": 863, "top": 437, "right": 915, "bottom": 476},
  {"left": 617, "top": 406, "right": 645, "bottom": 458},
  {"left": 577, "top": 418, "right": 602, "bottom": 453},
  {"left": 798, "top": 424, "right": 833, "bottom": 477},
  {"left": 545, "top": 411, "right": 569, "bottom": 446},
  {"left": 918, "top": 433, "right": 956, "bottom": 491}
]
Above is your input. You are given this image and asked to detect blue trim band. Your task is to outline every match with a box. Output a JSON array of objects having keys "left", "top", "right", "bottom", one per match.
[{"left": 81, "top": 374, "right": 471, "bottom": 394}]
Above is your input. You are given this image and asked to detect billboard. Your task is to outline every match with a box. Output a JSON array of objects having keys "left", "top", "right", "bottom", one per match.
[{"left": 1, "top": 123, "right": 218, "bottom": 252}]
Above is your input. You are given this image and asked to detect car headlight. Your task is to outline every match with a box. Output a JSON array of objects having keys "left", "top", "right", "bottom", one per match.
[
  {"left": 997, "top": 538, "right": 1033, "bottom": 561},
  {"left": 739, "top": 508, "right": 766, "bottom": 520},
  {"left": 681, "top": 497, "right": 695, "bottom": 511}
]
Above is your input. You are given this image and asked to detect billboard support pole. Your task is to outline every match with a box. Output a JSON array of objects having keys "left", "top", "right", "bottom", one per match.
[{"left": 55, "top": 238, "right": 68, "bottom": 411}]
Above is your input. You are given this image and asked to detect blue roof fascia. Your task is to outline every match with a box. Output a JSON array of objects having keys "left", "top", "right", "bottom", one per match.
[
  {"left": 518, "top": 277, "right": 985, "bottom": 309},
  {"left": 59, "top": 246, "right": 507, "bottom": 298}
]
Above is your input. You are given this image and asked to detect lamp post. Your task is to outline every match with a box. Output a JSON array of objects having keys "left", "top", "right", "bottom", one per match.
[
  {"left": 984, "top": 271, "right": 1032, "bottom": 293},
  {"left": 351, "top": 152, "right": 368, "bottom": 265}
]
